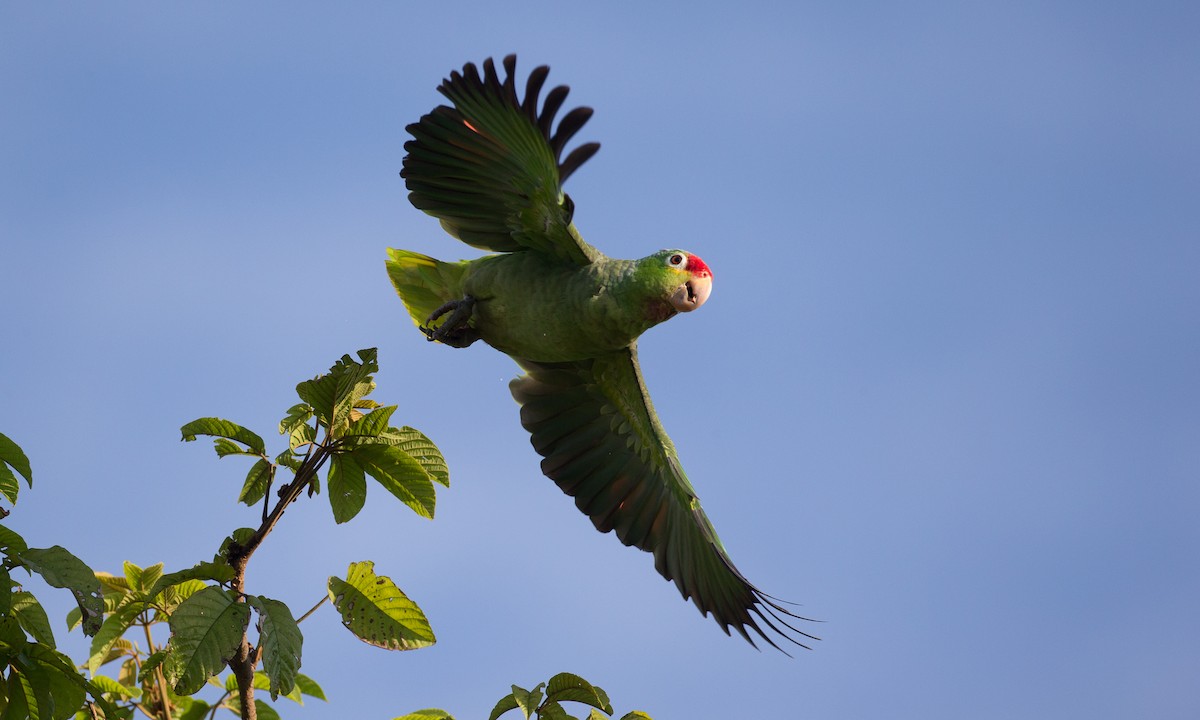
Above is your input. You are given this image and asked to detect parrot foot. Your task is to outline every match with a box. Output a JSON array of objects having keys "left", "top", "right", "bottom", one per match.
[{"left": 421, "top": 296, "right": 480, "bottom": 348}]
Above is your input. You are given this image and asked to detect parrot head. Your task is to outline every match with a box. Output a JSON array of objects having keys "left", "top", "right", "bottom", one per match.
[{"left": 659, "top": 249, "right": 713, "bottom": 313}]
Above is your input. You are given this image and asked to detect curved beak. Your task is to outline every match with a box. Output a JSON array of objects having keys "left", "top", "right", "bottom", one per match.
[{"left": 669, "top": 272, "right": 712, "bottom": 312}]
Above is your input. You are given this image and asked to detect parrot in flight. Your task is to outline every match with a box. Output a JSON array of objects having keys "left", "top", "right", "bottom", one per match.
[{"left": 387, "top": 55, "right": 815, "bottom": 652}]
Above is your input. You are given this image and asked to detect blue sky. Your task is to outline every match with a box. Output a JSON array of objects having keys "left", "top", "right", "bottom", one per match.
[{"left": 2, "top": 2, "right": 1198, "bottom": 717}]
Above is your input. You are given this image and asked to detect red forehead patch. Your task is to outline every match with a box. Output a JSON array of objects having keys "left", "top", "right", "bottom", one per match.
[{"left": 688, "top": 254, "right": 712, "bottom": 277}]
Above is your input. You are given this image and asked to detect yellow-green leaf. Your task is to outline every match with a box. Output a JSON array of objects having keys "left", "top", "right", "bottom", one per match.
[{"left": 327, "top": 561, "right": 434, "bottom": 651}]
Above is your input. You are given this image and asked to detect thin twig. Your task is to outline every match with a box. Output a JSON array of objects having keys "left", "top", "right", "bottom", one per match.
[
  {"left": 141, "top": 618, "right": 173, "bottom": 720},
  {"left": 295, "top": 595, "right": 328, "bottom": 624}
]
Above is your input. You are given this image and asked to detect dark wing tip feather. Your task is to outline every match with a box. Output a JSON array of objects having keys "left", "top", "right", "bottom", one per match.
[
  {"left": 510, "top": 356, "right": 821, "bottom": 655},
  {"left": 437, "top": 54, "right": 600, "bottom": 185}
]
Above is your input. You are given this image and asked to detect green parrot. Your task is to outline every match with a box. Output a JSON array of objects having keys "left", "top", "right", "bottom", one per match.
[{"left": 387, "top": 55, "right": 815, "bottom": 652}]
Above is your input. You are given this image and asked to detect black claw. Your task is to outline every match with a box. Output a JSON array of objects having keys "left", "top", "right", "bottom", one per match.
[{"left": 421, "top": 296, "right": 480, "bottom": 349}]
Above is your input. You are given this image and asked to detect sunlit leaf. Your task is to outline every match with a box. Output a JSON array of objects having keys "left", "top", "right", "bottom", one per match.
[
  {"left": 350, "top": 444, "right": 436, "bottom": 519},
  {"left": 0, "top": 463, "right": 19, "bottom": 505},
  {"left": 295, "top": 349, "right": 378, "bottom": 436},
  {"left": 487, "top": 693, "right": 520, "bottom": 720},
  {"left": 345, "top": 405, "right": 397, "bottom": 438},
  {"left": 146, "top": 561, "right": 235, "bottom": 601},
  {"left": 89, "top": 673, "right": 142, "bottom": 699},
  {"left": 213, "top": 438, "right": 260, "bottom": 458},
  {"left": 163, "top": 587, "right": 250, "bottom": 695},
  {"left": 176, "top": 697, "right": 212, "bottom": 720},
  {"left": 394, "top": 710, "right": 456, "bottom": 720},
  {"left": 10, "top": 591, "right": 55, "bottom": 648},
  {"left": 618, "top": 712, "right": 654, "bottom": 720},
  {"left": 278, "top": 403, "right": 314, "bottom": 436},
  {"left": 288, "top": 422, "right": 316, "bottom": 451},
  {"left": 294, "top": 673, "right": 327, "bottom": 701},
  {"left": 327, "top": 561, "right": 434, "bottom": 650},
  {"left": 180, "top": 418, "right": 266, "bottom": 457},
  {"left": 546, "top": 673, "right": 612, "bottom": 714},
  {"left": 88, "top": 604, "right": 140, "bottom": 675},
  {"left": 537, "top": 701, "right": 573, "bottom": 720},
  {"left": 0, "top": 432, "right": 32, "bottom": 504},
  {"left": 95, "top": 572, "right": 130, "bottom": 595},
  {"left": 393, "top": 426, "right": 449, "bottom": 488},
  {"left": 327, "top": 454, "right": 366, "bottom": 524},
  {"left": 19, "top": 546, "right": 104, "bottom": 636},
  {"left": 238, "top": 458, "right": 273, "bottom": 506},
  {"left": 513, "top": 683, "right": 544, "bottom": 719}
]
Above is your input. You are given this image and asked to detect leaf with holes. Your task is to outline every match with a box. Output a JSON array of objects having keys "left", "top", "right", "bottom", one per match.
[
  {"left": 327, "top": 561, "right": 434, "bottom": 650},
  {"left": 18, "top": 545, "right": 103, "bottom": 636}
]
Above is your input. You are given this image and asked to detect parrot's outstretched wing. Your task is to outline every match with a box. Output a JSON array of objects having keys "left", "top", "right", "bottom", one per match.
[
  {"left": 510, "top": 347, "right": 818, "bottom": 652},
  {"left": 403, "top": 55, "right": 601, "bottom": 266}
]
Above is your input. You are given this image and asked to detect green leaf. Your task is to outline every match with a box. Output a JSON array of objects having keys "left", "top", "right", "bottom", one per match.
[
  {"left": 87, "top": 604, "right": 140, "bottom": 675},
  {"left": 227, "top": 697, "right": 282, "bottom": 720},
  {"left": 163, "top": 586, "right": 250, "bottom": 695},
  {"left": 176, "top": 697, "right": 213, "bottom": 720},
  {"left": 0, "top": 567, "right": 9, "bottom": 617},
  {"left": 294, "top": 673, "right": 327, "bottom": 701},
  {"left": 216, "top": 528, "right": 256, "bottom": 562},
  {"left": 275, "top": 448, "right": 303, "bottom": 472},
  {"left": 327, "top": 454, "right": 367, "bottom": 524},
  {"left": 213, "top": 438, "right": 259, "bottom": 458},
  {"left": 138, "top": 564, "right": 164, "bottom": 596},
  {"left": 0, "top": 432, "right": 32, "bottom": 502},
  {"left": 394, "top": 426, "right": 449, "bottom": 488},
  {"left": 247, "top": 596, "right": 302, "bottom": 700},
  {"left": 7, "top": 643, "right": 90, "bottom": 720},
  {"left": 394, "top": 710, "right": 456, "bottom": 720},
  {"left": 146, "top": 561, "right": 235, "bottom": 602},
  {"left": 288, "top": 422, "right": 316, "bottom": 451},
  {"left": 221, "top": 671, "right": 301, "bottom": 703},
  {"left": 327, "top": 561, "right": 434, "bottom": 651},
  {"left": 121, "top": 561, "right": 143, "bottom": 593},
  {"left": 0, "top": 524, "right": 28, "bottom": 554},
  {"left": 488, "top": 693, "right": 521, "bottom": 720},
  {"left": 88, "top": 674, "right": 142, "bottom": 699},
  {"left": 513, "top": 683, "right": 544, "bottom": 719},
  {"left": 617, "top": 712, "right": 654, "bottom": 720},
  {"left": 345, "top": 405, "right": 397, "bottom": 438},
  {"left": 546, "top": 673, "right": 613, "bottom": 715},
  {"left": 10, "top": 591, "right": 56, "bottom": 648},
  {"left": 537, "top": 701, "right": 574, "bottom": 720},
  {"left": 350, "top": 444, "right": 436, "bottom": 519},
  {"left": 18, "top": 546, "right": 104, "bottom": 637},
  {"left": 0, "top": 463, "right": 19, "bottom": 506},
  {"left": 140, "top": 649, "right": 167, "bottom": 678},
  {"left": 279, "top": 403, "right": 314, "bottom": 436},
  {"left": 295, "top": 349, "right": 378, "bottom": 437},
  {"left": 95, "top": 572, "right": 130, "bottom": 595},
  {"left": 180, "top": 418, "right": 266, "bottom": 457},
  {"left": 587, "top": 711, "right": 609, "bottom": 720},
  {"left": 238, "top": 458, "right": 274, "bottom": 506}
]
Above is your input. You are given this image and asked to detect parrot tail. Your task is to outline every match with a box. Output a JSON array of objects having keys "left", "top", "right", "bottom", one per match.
[{"left": 385, "top": 249, "right": 468, "bottom": 329}]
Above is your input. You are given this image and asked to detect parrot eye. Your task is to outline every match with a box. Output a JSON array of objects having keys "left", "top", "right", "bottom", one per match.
[{"left": 667, "top": 253, "right": 686, "bottom": 268}]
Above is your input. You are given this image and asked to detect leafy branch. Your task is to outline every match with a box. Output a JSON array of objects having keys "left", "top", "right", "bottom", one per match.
[{"left": 1, "top": 351, "right": 654, "bottom": 720}]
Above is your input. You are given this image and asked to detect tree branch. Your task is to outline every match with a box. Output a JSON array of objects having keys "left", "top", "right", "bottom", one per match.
[{"left": 224, "top": 437, "right": 335, "bottom": 720}]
